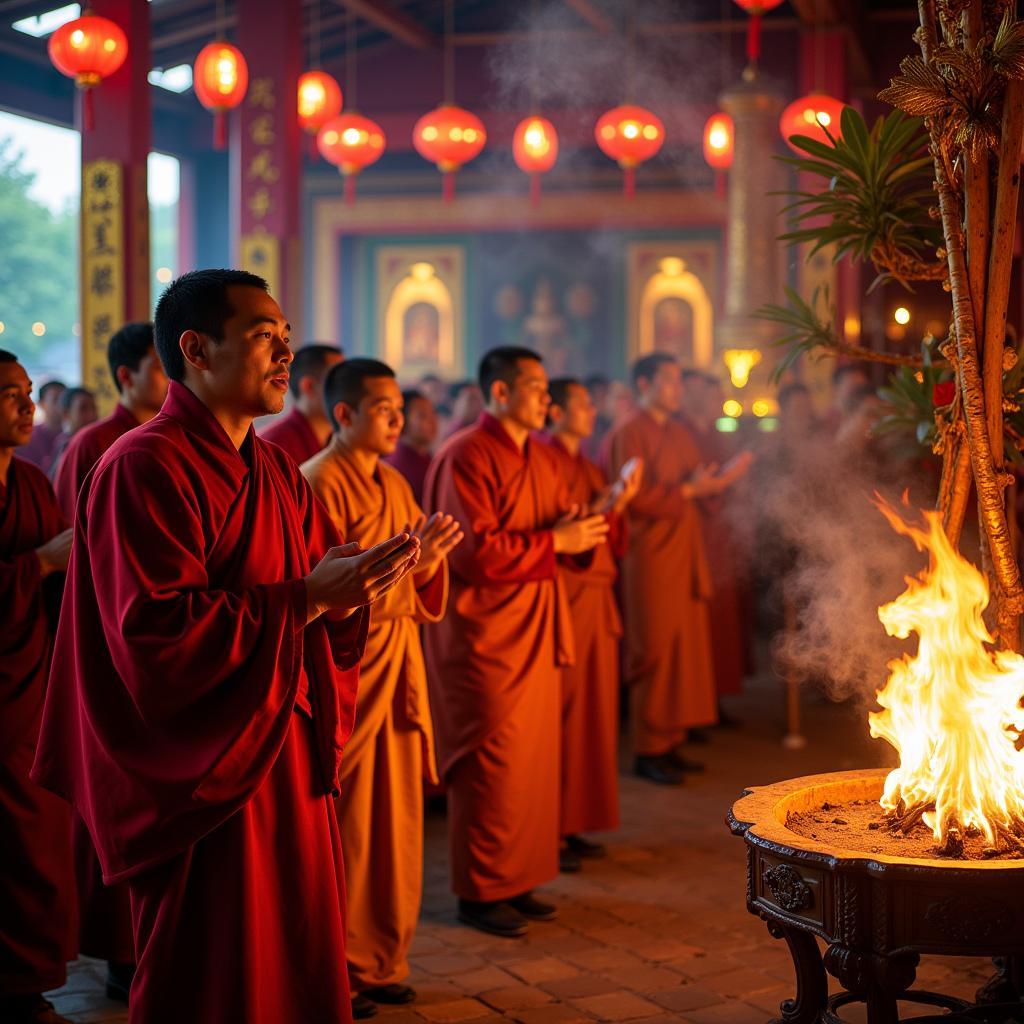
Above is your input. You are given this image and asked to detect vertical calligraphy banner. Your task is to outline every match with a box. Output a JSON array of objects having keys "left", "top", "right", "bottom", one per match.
[{"left": 235, "top": 0, "right": 302, "bottom": 333}]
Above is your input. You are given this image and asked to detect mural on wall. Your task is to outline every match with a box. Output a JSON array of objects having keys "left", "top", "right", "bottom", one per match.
[
  {"left": 376, "top": 247, "right": 464, "bottom": 378},
  {"left": 627, "top": 242, "right": 719, "bottom": 369}
]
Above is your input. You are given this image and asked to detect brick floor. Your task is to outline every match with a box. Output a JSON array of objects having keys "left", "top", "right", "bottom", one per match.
[{"left": 48, "top": 676, "right": 993, "bottom": 1022}]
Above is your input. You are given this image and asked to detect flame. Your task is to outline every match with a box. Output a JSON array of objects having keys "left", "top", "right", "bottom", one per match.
[{"left": 869, "top": 502, "right": 1024, "bottom": 848}]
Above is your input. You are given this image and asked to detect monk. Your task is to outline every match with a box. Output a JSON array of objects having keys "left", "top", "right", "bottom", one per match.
[
  {"left": 606, "top": 353, "right": 750, "bottom": 786},
  {"left": 32, "top": 269, "right": 421, "bottom": 1024},
  {"left": 48, "top": 387, "right": 97, "bottom": 480},
  {"left": 384, "top": 388, "right": 438, "bottom": 505},
  {"left": 424, "top": 346, "right": 608, "bottom": 937},
  {"left": 540, "top": 378, "right": 641, "bottom": 868},
  {"left": 261, "top": 342, "right": 344, "bottom": 462},
  {"left": 16, "top": 380, "right": 65, "bottom": 473},
  {"left": 0, "top": 350, "right": 75, "bottom": 1024},
  {"left": 303, "top": 359, "right": 461, "bottom": 1020}
]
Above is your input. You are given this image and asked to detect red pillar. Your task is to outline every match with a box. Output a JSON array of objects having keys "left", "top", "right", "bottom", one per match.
[
  {"left": 79, "top": 0, "right": 150, "bottom": 412},
  {"left": 232, "top": 0, "right": 303, "bottom": 334}
]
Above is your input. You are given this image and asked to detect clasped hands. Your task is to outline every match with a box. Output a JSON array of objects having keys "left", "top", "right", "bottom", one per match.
[{"left": 681, "top": 450, "right": 754, "bottom": 500}]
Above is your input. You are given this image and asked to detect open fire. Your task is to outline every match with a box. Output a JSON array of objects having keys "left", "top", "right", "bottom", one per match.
[{"left": 869, "top": 501, "right": 1024, "bottom": 856}]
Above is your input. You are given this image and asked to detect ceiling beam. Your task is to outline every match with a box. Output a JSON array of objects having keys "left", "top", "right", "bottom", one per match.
[
  {"left": 334, "top": 0, "right": 437, "bottom": 50},
  {"left": 788, "top": 0, "right": 872, "bottom": 87},
  {"left": 563, "top": 0, "right": 613, "bottom": 34}
]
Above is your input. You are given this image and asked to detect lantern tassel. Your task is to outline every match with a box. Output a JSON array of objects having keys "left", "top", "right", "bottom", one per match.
[
  {"left": 344, "top": 174, "right": 356, "bottom": 206},
  {"left": 311, "top": 136, "right": 319, "bottom": 162},
  {"left": 746, "top": 11, "right": 762, "bottom": 64},
  {"left": 623, "top": 166, "right": 636, "bottom": 200},
  {"left": 82, "top": 87, "right": 95, "bottom": 132},
  {"left": 530, "top": 173, "right": 541, "bottom": 208},
  {"left": 715, "top": 170, "right": 726, "bottom": 200},
  {"left": 442, "top": 171, "right": 455, "bottom": 204},
  {"left": 214, "top": 111, "right": 227, "bottom": 151}
]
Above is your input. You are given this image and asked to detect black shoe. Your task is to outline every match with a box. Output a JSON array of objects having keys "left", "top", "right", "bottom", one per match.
[
  {"left": 667, "top": 747, "right": 706, "bottom": 773},
  {"left": 352, "top": 993, "right": 379, "bottom": 1019},
  {"left": 364, "top": 984, "right": 416, "bottom": 1006},
  {"left": 507, "top": 891, "right": 557, "bottom": 921},
  {"left": 105, "top": 960, "right": 135, "bottom": 1002},
  {"left": 634, "top": 754, "right": 685, "bottom": 785},
  {"left": 566, "top": 834, "right": 606, "bottom": 859},
  {"left": 559, "top": 845, "right": 582, "bottom": 873},
  {"left": 0, "top": 995, "right": 74, "bottom": 1024},
  {"left": 457, "top": 898, "right": 528, "bottom": 937},
  {"left": 687, "top": 727, "right": 711, "bottom": 745}
]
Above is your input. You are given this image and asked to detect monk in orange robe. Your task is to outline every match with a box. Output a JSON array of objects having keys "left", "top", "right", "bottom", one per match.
[
  {"left": 302, "top": 358, "right": 461, "bottom": 1021},
  {"left": 261, "top": 342, "right": 344, "bottom": 463},
  {"left": 606, "top": 354, "right": 751, "bottom": 786},
  {"left": 52, "top": 322, "right": 168, "bottom": 1000},
  {"left": 424, "top": 346, "right": 608, "bottom": 938},
  {"left": 32, "top": 270, "right": 421, "bottom": 1024},
  {"left": 540, "top": 378, "right": 642, "bottom": 867},
  {"left": 0, "top": 351, "right": 75, "bottom": 1024}
]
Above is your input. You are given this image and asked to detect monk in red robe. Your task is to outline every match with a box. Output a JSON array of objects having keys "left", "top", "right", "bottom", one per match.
[
  {"left": 384, "top": 388, "right": 438, "bottom": 506},
  {"left": 304, "top": 359, "right": 461, "bottom": 1020},
  {"left": 32, "top": 270, "right": 420, "bottom": 1024},
  {"left": 0, "top": 351, "right": 76, "bottom": 1024},
  {"left": 424, "top": 346, "right": 608, "bottom": 938},
  {"left": 16, "top": 380, "right": 65, "bottom": 474},
  {"left": 606, "top": 354, "right": 750, "bottom": 786},
  {"left": 261, "top": 342, "right": 343, "bottom": 462},
  {"left": 540, "top": 378, "right": 642, "bottom": 868}
]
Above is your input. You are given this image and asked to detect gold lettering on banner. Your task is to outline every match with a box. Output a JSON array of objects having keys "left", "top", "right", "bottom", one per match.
[
  {"left": 81, "top": 160, "right": 123, "bottom": 414},
  {"left": 239, "top": 231, "right": 280, "bottom": 300}
]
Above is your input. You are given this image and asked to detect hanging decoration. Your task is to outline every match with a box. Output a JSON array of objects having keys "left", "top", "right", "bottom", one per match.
[
  {"left": 318, "top": 114, "right": 385, "bottom": 204},
  {"left": 594, "top": 105, "right": 664, "bottom": 198},
  {"left": 47, "top": 10, "right": 128, "bottom": 131},
  {"left": 731, "top": 0, "right": 784, "bottom": 66},
  {"left": 298, "top": 71, "right": 343, "bottom": 156},
  {"left": 513, "top": 116, "right": 558, "bottom": 207},
  {"left": 702, "top": 111, "right": 733, "bottom": 197},
  {"left": 779, "top": 92, "right": 845, "bottom": 153},
  {"left": 414, "top": 105, "right": 487, "bottom": 202},
  {"left": 194, "top": 41, "right": 248, "bottom": 149}
]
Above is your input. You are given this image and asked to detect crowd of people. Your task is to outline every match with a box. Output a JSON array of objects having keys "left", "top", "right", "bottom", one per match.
[{"left": 2, "top": 267, "right": 879, "bottom": 1024}]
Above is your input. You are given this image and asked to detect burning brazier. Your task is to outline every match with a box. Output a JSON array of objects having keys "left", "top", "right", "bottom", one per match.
[{"left": 729, "top": 505, "right": 1024, "bottom": 1022}]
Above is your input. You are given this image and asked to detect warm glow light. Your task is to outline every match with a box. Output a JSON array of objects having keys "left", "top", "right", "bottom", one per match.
[
  {"left": 193, "top": 41, "right": 248, "bottom": 111},
  {"left": 32, "top": 322, "right": 46, "bottom": 336},
  {"left": 751, "top": 398, "right": 778, "bottom": 418},
  {"left": 594, "top": 105, "right": 665, "bottom": 173},
  {"left": 894, "top": 306, "right": 911, "bottom": 325},
  {"left": 156, "top": 266, "right": 172, "bottom": 283},
  {"left": 513, "top": 116, "right": 559, "bottom": 179},
  {"left": 413, "top": 104, "right": 487, "bottom": 177},
  {"left": 0, "top": 321, "right": 5, "bottom": 335},
  {"left": 297, "top": 70, "right": 342, "bottom": 135},
  {"left": 411, "top": 262, "right": 435, "bottom": 282},
  {"left": 317, "top": 112, "right": 387, "bottom": 193},
  {"left": 48, "top": 12, "right": 129, "bottom": 93},
  {"left": 779, "top": 92, "right": 845, "bottom": 154},
  {"left": 722, "top": 348, "right": 762, "bottom": 389},
  {"left": 659, "top": 256, "right": 685, "bottom": 278},
  {"left": 722, "top": 399, "right": 743, "bottom": 417},
  {"left": 870, "top": 503, "right": 1024, "bottom": 850}
]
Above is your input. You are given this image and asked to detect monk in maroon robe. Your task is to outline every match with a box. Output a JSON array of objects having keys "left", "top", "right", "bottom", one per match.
[
  {"left": 261, "top": 342, "right": 343, "bottom": 463},
  {"left": 32, "top": 270, "right": 420, "bottom": 1024},
  {"left": 384, "top": 388, "right": 437, "bottom": 506},
  {"left": 52, "top": 323, "right": 168, "bottom": 997},
  {"left": 0, "top": 351, "right": 76, "bottom": 1024},
  {"left": 424, "top": 347, "right": 608, "bottom": 938},
  {"left": 16, "top": 381, "right": 65, "bottom": 474}
]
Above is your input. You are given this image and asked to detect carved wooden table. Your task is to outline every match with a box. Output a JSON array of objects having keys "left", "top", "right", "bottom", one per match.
[{"left": 727, "top": 769, "right": 1024, "bottom": 1023}]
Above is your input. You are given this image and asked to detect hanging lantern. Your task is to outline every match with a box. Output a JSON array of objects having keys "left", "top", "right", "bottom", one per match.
[
  {"left": 318, "top": 112, "right": 385, "bottom": 204},
  {"left": 513, "top": 116, "right": 558, "bottom": 208},
  {"left": 594, "top": 104, "right": 664, "bottom": 198},
  {"left": 731, "top": 0, "right": 785, "bottom": 64},
  {"left": 779, "top": 92, "right": 845, "bottom": 153},
  {"left": 298, "top": 69, "right": 343, "bottom": 159},
  {"left": 48, "top": 12, "right": 128, "bottom": 131},
  {"left": 702, "top": 111, "right": 733, "bottom": 199},
  {"left": 413, "top": 104, "right": 487, "bottom": 202},
  {"left": 194, "top": 41, "right": 249, "bottom": 150}
]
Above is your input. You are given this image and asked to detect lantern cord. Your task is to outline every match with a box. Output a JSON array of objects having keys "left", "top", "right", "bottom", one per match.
[
  {"left": 82, "top": 88, "right": 94, "bottom": 132},
  {"left": 625, "top": 5, "right": 636, "bottom": 103},
  {"left": 346, "top": 14, "right": 357, "bottom": 109},
  {"left": 214, "top": 110, "right": 227, "bottom": 150},
  {"left": 311, "top": 0, "right": 321, "bottom": 69},
  {"left": 746, "top": 11, "right": 762, "bottom": 65},
  {"left": 443, "top": 0, "right": 454, "bottom": 104},
  {"left": 530, "top": 172, "right": 541, "bottom": 208},
  {"left": 443, "top": 170, "right": 455, "bottom": 203},
  {"left": 344, "top": 173, "right": 356, "bottom": 206},
  {"left": 719, "top": 0, "right": 729, "bottom": 90},
  {"left": 529, "top": 0, "right": 539, "bottom": 113},
  {"left": 623, "top": 165, "right": 636, "bottom": 199},
  {"left": 216, "top": 0, "right": 225, "bottom": 40}
]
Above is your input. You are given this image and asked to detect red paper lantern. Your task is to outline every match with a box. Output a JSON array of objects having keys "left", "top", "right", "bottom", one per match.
[
  {"left": 513, "top": 116, "right": 558, "bottom": 207},
  {"left": 731, "top": 0, "right": 785, "bottom": 63},
  {"left": 779, "top": 92, "right": 845, "bottom": 153},
  {"left": 703, "top": 112, "right": 734, "bottom": 170},
  {"left": 318, "top": 113, "right": 386, "bottom": 204},
  {"left": 594, "top": 104, "right": 664, "bottom": 198},
  {"left": 48, "top": 13, "right": 128, "bottom": 131},
  {"left": 413, "top": 104, "right": 487, "bottom": 202},
  {"left": 298, "top": 70, "right": 343, "bottom": 159},
  {"left": 194, "top": 41, "right": 249, "bottom": 150}
]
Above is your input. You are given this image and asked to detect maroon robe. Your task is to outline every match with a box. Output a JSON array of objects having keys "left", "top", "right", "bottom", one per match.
[
  {"left": 16, "top": 423, "right": 61, "bottom": 475},
  {"left": 384, "top": 440, "right": 432, "bottom": 507},
  {"left": 0, "top": 457, "right": 75, "bottom": 995},
  {"left": 261, "top": 406, "right": 325, "bottom": 464},
  {"left": 32, "top": 382, "right": 367, "bottom": 1024}
]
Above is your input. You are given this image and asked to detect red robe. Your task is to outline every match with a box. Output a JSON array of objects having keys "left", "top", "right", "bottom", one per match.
[
  {"left": 261, "top": 406, "right": 325, "bottom": 464},
  {"left": 52, "top": 401, "right": 140, "bottom": 962},
  {"left": 423, "top": 413, "right": 578, "bottom": 901},
  {"left": 32, "top": 382, "right": 367, "bottom": 1024},
  {"left": 0, "top": 457, "right": 75, "bottom": 995},
  {"left": 537, "top": 434, "right": 624, "bottom": 837},
  {"left": 384, "top": 440, "right": 432, "bottom": 507}
]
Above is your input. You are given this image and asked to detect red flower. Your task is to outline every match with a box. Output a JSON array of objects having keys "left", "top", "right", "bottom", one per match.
[{"left": 933, "top": 381, "right": 956, "bottom": 407}]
